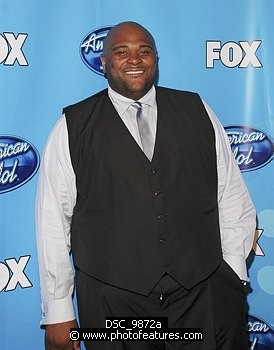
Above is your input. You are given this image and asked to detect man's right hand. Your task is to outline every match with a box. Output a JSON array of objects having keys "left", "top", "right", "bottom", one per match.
[{"left": 45, "top": 319, "right": 80, "bottom": 350}]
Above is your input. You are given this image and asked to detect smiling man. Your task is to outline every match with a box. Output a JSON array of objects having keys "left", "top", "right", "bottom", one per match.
[
  {"left": 36, "top": 21, "right": 256, "bottom": 350},
  {"left": 100, "top": 22, "right": 158, "bottom": 100}
]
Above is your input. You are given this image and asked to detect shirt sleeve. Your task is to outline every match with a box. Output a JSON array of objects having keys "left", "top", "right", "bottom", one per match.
[
  {"left": 203, "top": 101, "right": 256, "bottom": 281},
  {"left": 36, "top": 114, "right": 77, "bottom": 325}
]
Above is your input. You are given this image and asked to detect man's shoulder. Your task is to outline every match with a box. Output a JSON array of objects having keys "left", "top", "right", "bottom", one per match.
[
  {"left": 156, "top": 86, "right": 199, "bottom": 99},
  {"left": 63, "top": 89, "right": 108, "bottom": 115},
  {"left": 155, "top": 86, "right": 203, "bottom": 107}
]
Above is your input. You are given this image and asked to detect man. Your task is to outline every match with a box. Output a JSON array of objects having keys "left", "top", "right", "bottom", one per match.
[{"left": 36, "top": 21, "right": 256, "bottom": 350}]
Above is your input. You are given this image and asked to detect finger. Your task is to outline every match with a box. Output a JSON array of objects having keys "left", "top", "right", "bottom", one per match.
[{"left": 73, "top": 340, "right": 81, "bottom": 350}]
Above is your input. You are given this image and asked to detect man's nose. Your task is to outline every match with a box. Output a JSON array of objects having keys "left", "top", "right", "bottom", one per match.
[{"left": 127, "top": 52, "right": 142, "bottom": 65}]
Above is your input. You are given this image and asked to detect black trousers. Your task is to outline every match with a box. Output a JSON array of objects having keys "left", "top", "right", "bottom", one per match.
[{"left": 76, "top": 260, "right": 249, "bottom": 350}]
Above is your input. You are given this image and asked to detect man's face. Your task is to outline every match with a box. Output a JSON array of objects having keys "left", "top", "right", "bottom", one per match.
[{"left": 100, "top": 23, "right": 158, "bottom": 100}]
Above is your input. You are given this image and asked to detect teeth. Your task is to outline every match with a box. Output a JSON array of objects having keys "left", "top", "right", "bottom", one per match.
[{"left": 125, "top": 70, "right": 144, "bottom": 75}]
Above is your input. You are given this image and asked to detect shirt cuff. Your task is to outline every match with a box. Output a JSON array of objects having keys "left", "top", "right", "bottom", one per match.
[
  {"left": 41, "top": 296, "right": 75, "bottom": 325},
  {"left": 223, "top": 254, "right": 249, "bottom": 282}
]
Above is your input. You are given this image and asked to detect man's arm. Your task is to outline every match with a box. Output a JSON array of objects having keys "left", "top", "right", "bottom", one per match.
[
  {"left": 36, "top": 115, "right": 78, "bottom": 348},
  {"left": 204, "top": 102, "right": 256, "bottom": 281},
  {"left": 45, "top": 320, "right": 80, "bottom": 350}
]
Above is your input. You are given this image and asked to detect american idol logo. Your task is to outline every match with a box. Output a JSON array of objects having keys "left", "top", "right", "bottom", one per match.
[
  {"left": 225, "top": 126, "right": 274, "bottom": 172},
  {"left": 248, "top": 314, "right": 274, "bottom": 349},
  {"left": 0, "top": 136, "right": 40, "bottom": 194},
  {"left": 80, "top": 26, "right": 113, "bottom": 76}
]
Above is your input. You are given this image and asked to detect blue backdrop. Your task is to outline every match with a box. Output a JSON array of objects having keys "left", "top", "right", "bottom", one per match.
[{"left": 1, "top": 1, "right": 273, "bottom": 349}]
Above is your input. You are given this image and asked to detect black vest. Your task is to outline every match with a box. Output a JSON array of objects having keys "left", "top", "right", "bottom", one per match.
[{"left": 64, "top": 87, "right": 222, "bottom": 294}]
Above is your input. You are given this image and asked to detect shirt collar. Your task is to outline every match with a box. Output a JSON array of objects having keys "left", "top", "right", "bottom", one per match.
[{"left": 108, "top": 85, "right": 156, "bottom": 116}]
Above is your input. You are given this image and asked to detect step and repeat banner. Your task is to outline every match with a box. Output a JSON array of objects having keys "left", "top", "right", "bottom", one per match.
[{"left": 1, "top": 1, "right": 273, "bottom": 349}]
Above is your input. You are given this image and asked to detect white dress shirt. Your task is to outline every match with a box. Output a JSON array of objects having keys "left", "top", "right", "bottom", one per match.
[{"left": 36, "top": 86, "right": 256, "bottom": 325}]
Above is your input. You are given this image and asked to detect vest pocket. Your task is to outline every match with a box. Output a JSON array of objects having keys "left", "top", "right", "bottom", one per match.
[
  {"left": 202, "top": 196, "right": 218, "bottom": 215},
  {"left": 74, "top": 210, "right": 111, "bottom": 229}
]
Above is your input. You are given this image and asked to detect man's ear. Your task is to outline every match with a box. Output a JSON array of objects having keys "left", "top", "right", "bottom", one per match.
[{"left": 100, "top": 54, "right": 106, "bottom": 73}]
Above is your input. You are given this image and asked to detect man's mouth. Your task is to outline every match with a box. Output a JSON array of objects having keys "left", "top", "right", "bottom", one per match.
[{"left": 124, "top": 69, "right": 145, "bottom": 76}]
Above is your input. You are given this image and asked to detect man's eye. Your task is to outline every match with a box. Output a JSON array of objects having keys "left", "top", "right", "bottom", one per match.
[
  {"left": 139, "top": 49, "right": 152, "bottom": 56},
  {"left": 116, "top": 50, "right": 128, "bottom": 56}
]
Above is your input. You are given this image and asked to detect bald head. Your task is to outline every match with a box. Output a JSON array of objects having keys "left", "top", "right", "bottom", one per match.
[
  {"left": 100, "top": 21, "right": 158, "bottom": 100},
  {"left": 103, "top": 22, "right": 157, "bottom": 55}
]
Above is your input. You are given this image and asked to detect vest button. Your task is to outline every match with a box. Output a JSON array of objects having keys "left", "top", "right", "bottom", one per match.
[
  {"left": 154, "top": 190, "right": 161, "bottom": 196},
  {"left": 151, "top": 168, "right": 158, "bottom": 174},
  {"left": 159, "top": 239, "right": 166, "bottom": 244},
  {"left": 157, "top": 214, "right": 165, "bottom": 219}
]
